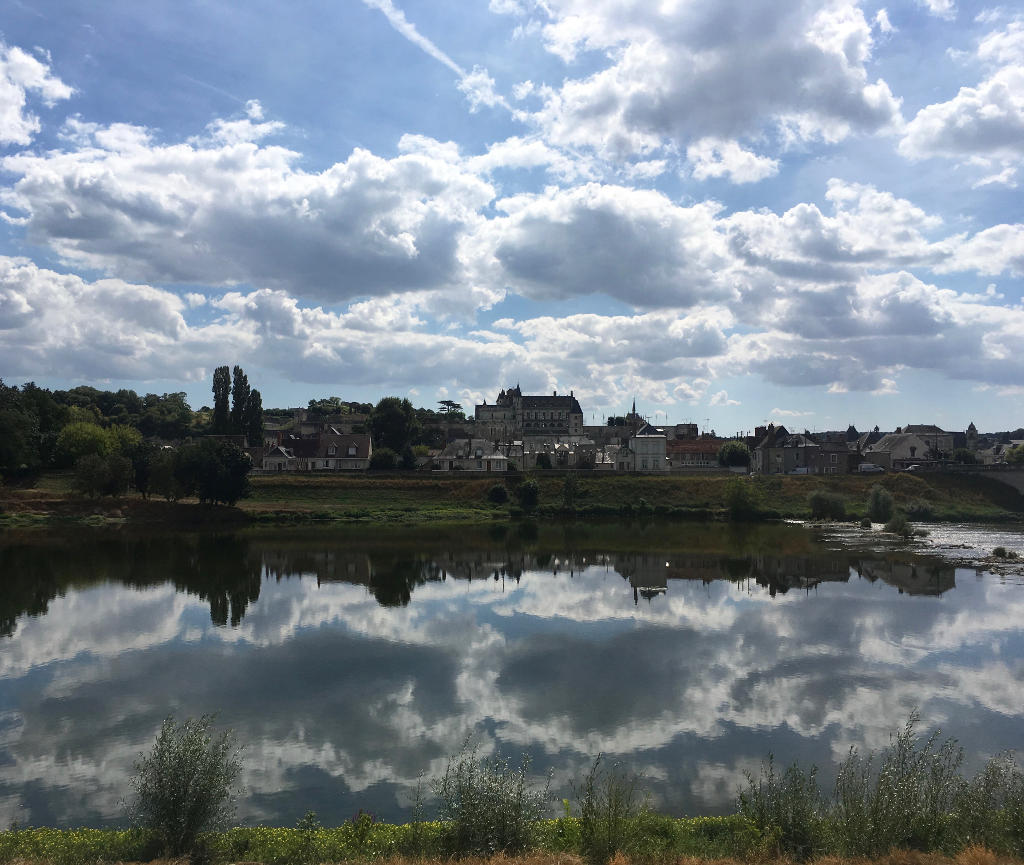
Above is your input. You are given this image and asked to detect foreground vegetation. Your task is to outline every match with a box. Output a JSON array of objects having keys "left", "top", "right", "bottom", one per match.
[
  {"left": 3, "top": 717, "right": 1022, "bottom": 865},
  {"left": 2, "top": 468, "right": 1022, "bottom": 528}
]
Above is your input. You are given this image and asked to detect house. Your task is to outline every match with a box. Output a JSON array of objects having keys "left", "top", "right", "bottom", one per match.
[
  {"left": 666, "top": 437, "right": 723, "bottom": 471},
  {"left": 901, "top": 425, "right": 954, "bottom": 458},
  {"left": 752, "top": 426, "right": 827, "bottom": 474},
  {"left": 617, "top": 423, "right": 669, "bottom": 472},
  {"left": 864, "top": 432, "right": 934, "bottom": 470},
  {"left": 433, "top": 438, "right": 509, "bottom": 472},
  {"left": 261, "top": 434, "right": 372, "bottom": 471}
]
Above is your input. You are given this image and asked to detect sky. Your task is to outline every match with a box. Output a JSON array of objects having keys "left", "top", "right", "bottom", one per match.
[{"left": 0, "top": 0, "right": 1022, "bottom": 434}]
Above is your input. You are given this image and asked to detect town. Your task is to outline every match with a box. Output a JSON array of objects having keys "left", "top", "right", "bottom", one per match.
[{"left": 258, "top": 383, "right": 1024, "bottom": 475}]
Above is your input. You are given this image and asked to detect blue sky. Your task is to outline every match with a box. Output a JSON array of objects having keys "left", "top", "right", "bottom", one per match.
[{"left": 1, "top": 0, "right": 1022, "bottom": 432}]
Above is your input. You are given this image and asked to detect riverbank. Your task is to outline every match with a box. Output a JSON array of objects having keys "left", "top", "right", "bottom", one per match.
[
  {"left": 1, "top": 825, "right": 1021, "bottom": 865},
  {"left": 1, "top": 470, "right": 1022, "bottom": 527}
]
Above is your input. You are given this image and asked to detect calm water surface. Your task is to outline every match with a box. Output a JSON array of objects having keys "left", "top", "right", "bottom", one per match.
[{"left": 1, "top": 521, "right": 1022, "bottom": 828}]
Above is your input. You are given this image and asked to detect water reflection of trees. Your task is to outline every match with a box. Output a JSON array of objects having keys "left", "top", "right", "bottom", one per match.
[
  {"left": 0, "top": 526, "right": 958, "bottom": 634},
  {"left": 0, "top": 533, "right": 262, "bottom": 634}
]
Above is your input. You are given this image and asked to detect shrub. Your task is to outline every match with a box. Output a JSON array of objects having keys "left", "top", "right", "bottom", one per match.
[
  {"left": 73, "top": 453, "right": 131, "bottom": 499},
  {"left": 487, "top": 483, "right": 509, "bottom": 504},
  {"left": 369, "top": 448, "right": 398, "bottom": 470},
  {"left": 434, "top": 738, "right": 549, "bottom": 857},
  {"left": 718, "top": 440, "right": 752, "bottom": 467},
  {"left": 515, "top": 478, "right": 540, "bottom": 512},
  {"left": 536, "top": 453, "right": 552, "bottom": 469},
  {"left": 831, "top": 713, "right": 963, "bottom": 855},
  {"left": 867, "top": 484, "right": 894, "bottom": 522},
  {"left": 906, "top": 499, "right": 935, "bottom": 520},
  {"left": 808, "top": 490, "right": 846, "bottom": 520},
  {"left": 884, "top": 511, "right": 914, "bottom": 537},
  {"left": 993, "top": 547, "right": 1018, "bottom": 559},
  {"left": 859, "top": 517, "right": 872, "bottom": 528},
  {"left": 127, "top": 715, "right": 243, "bottom": 857},
  {"left": 738, "top": 755, "right": 823, "bottom": 860},
  {"left": 725, "top": 477, "right": 760, "bottom": 520},
  {"left": 573, "top": 755, "right": 645, "bottom": 865}
]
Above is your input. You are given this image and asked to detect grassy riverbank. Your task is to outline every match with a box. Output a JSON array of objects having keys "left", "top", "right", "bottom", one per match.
[
  {"left": 0, "top": 469, "right": 1019, "bottom": 528},
  {"left": 2, "top": 469, "right": 1022, "bottom": 527}
]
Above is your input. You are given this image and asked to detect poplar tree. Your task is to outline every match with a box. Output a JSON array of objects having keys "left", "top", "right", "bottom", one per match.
[
  {"left": 211, "top": 366, "right": 230, "bottom": 434},
  {"left": 230, "top": 366, "right": 250, "bottom": 434},
  {"left": 244, "top": 389, "right": 263, "bottom": 447}
]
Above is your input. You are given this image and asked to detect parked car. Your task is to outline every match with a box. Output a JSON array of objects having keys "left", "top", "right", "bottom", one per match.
[
  {"left": 858, "top": 463, "right": 885, "bottom": 473},
  {"left": 904, "top": 464, "right": 922, "bottom": 472}
]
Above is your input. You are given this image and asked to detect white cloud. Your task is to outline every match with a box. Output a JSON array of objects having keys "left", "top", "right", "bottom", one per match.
[
  {"left": 900, "top": 19, "right": 1024, "bottom": 185},
  {"left": 518, "top": 0, "right": 902, "bottom": 162},
  {"left": 0, "top": 42, "right": 73, "bottom": 146},
  {"left": 709, "top": 390, "right": 740, "bottom": 406},
  {"left": 916, "top": 0, "right": 956, "bottom": 19},
  {"left": 686, "top": 138, "right": 780, "bottom": 184},
  {"left": 1, "top": 121, "right": 495, "bottom": 303}
]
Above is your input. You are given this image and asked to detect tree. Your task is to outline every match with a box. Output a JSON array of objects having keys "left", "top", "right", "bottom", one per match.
[
  {"left": 1006, "top": 444, "right": 1024, "bottom": 465},
  {"left": 952, "top": 447, "right": 977, "bottom": 465},
  {"left": 369, "top": 447, "right": 398, "bottom": 470},
  {"left": 175, "top": 439, "right": 251, "bottom": 505},
  {"left": 535, "top": 452, "right": 552, "bottom": 469},
  {"left": 127, "top": 716, "right": 243, "bottom": 856},
  {"left": 718, "top": 440, "right": 751, "bottom": 468},
  {"left": 370, "top": 397, "right": 420, "bottom": 453},
  {"left": 515, "top": 478, "right": 539, "bottom": 512},
  {"left": 438, "top": 399, "right": 465, "bottom": 419},
  {"left": 230, "top": 366, "right": 250, "bottom": 434},
  {"left": 107, "top": 423, "right": 142, "bottom": 455},
  {"left": 244, "top": 389, "right": 263, "bottom": 446},
  {"left": 73, "top": 453, "right": 130, "bottom": 498},
  {"left": 55, "top": 421, "right": 112, "bottom": 466},
  {"left": 211, "top": 366, "right": 231, "bottom": 434}
]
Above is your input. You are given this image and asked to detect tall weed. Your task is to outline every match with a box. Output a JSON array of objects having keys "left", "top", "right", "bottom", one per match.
[
  {"left": 572, "top": 756, "right": 645, "bottom": 865},
  {"left": 737, "top": 755, "right": 824, "bottom": 860},
  {"left": 434, "top": 738, "right": 550, "bottom": 857}
]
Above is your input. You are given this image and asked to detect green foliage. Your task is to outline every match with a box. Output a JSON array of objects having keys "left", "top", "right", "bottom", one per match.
[
  {"left": 487, "top": 483, "right": 509, "bottom": 504},
  {"left": 369, "top": 447, "right": 398, "bottom": 470},
  {"left": 859, "top": 516, "right": 872, "bottom": 528},
  {"left": 434, "top": 738, "right": 549, "bottom": 857},
  {"left": 212, "top": 366, "right": 231, "bottom": 434},
  {"left": 724, "top": 477, "right": 760, "bottom": 519},
  {"left": 807, "top": 489, "right": 846, "bottom": 520},
  {"left": 953, "top": 447, "right": 977, "bottom": 464},
  {"left": 561, "top": 472, "right": 579, "bottom": 509},
  {"left": 245, "top": 389, "right": 264, "bottom": 447},
  {"left": 572, "top": 755, "right": 645, "bottom": 865},
  {"left": 738, "top": 755, "right": 823, "bottom": 860},
  {"left": 175, "top": 439, "right": 252, "bottom": 505},
  {"left": 717, "top": 440, "right": 751, "bottom": 467},
  {"left": 1006, "top": 444, "right": 1024, "bottom": 465},
  {"left": 866, "top": 483, "right": 894, "bottom": 522},
  {"left": 72, "top": 453, "right": 131, "bottom": 499},
  {"left": 884, "top": 510, "right": 914, "bottom": 537},
  {"left": 127, "top": 715, "right": 243, "bottom": 857},
  {"left": 149, "top": 448, "right": 182, "bottom": 501},
  {"left": 515, "top": 478, "right": 540, "bottom": 512},
  {"left": 290, "top": 811, "right": 322, "bottom": 865},
  {"left": 830, "top": 714, "right": 964, "bottom": 855},
  {"left": 55, "top": 422, "right": 112, "bottom": 466},
  {"left": 371, "top": 397, "right": 420, "bottom": 453},
  {"left": 535, "top": 452, "right": 552, "bottom": 469},
  {"left": 993, "top": 546, "right": 1018, "bottom": 559},
  {"left": 106, "top": 423, "right": 142, "bottom": 455},
  {"left": 230, "top": 366, "right": 250, "bottom": 434}
]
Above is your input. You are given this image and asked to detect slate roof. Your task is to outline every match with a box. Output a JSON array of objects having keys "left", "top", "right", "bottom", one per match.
[{"left": 519, "top": 394, "right": 583, "bottom": 414}]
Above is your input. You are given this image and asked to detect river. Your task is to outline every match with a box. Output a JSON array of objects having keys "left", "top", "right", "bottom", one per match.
[{"left": 0, "top": 520, "right": 1022, "bottom": 827}]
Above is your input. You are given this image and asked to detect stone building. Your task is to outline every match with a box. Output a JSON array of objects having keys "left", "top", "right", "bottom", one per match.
[{"left": 475, "top": 385, "right": 584, "bottom": 443}]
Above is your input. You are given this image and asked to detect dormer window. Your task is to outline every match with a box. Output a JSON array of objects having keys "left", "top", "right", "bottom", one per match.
[
  {"left": 475, "top": 448, "right": 483, "bottom": 458},
  {"left": 327, "top": 445, "right": 337, "bottom": 456},
  {"left": 347, "top": 445, "right": 357, "bottom": 456}
]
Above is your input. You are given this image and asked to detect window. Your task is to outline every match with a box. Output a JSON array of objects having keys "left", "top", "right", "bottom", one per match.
[
  {"left": 830, "top": 453, "right": 838, "bottom": 463},
  {"left": 325, "top": 459, "right": 331, "bottom": 468},
  {"left": 347, "top": 445, "right": 357, "bottom": 456},
  {"left": 477, "top": 460, "right": 483, "bottom": 469},
  {"left": 327, "top": 445, "right": 337, "bottom": 456}
]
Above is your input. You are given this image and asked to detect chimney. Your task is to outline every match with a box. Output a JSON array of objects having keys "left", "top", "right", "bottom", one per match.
[{"left": 553, "top": 389, "right": 557, "bottom": 396}]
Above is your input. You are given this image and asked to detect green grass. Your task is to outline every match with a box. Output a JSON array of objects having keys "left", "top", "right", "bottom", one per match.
[{"left": 3, "top": 469, "right": 1023, "bottom": 527}]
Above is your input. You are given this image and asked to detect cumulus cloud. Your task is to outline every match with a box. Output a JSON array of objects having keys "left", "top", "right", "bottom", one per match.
[
  {"left": 916, "top": 0, "right": 956, "bottom": 20},
  {"left": 0, "top": 42, "right": 73, "bottom": 146},
  {"left": 686, "top": 138, "right": 780, "bottom": 184},
  {"left": 900, "top": 18, "right": 1024, "bottom": 185},
  {"left": 1, "top": 121, "right": 495, "bottom": 302},
  {"left": 481, "top": 183, "right": 736, "bottom": 307},
  {"left": 508, "top": 0, "right": 902, "bottom": 162},
  {"left": 709, "top": 390, "right": 740, "bottom": 406}
]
